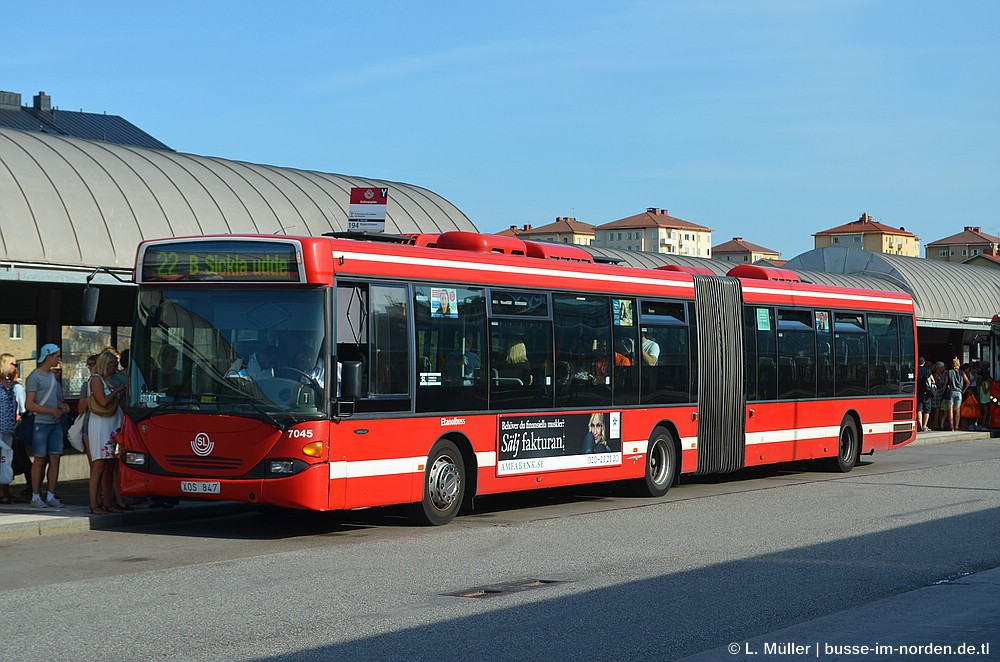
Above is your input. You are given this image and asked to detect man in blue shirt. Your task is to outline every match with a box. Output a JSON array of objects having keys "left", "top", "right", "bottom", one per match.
[{"left": 25, "top": 344, "right": 71, "bottom": 509}]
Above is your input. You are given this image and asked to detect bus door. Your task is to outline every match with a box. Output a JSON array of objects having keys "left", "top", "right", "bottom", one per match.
[{"left": 692, "top": 275, "right": 746, "bottom": 473}]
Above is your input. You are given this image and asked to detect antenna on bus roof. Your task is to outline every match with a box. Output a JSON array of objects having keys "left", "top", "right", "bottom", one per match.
[
  {"left": 273, "top": 225, "right": 297, "bottom": 234},
  {"left": 591, "top": 255, "right": 623, "bottom": 265},
  {"left": 324, "top": 231, "right": 415, "bottom": 244}
]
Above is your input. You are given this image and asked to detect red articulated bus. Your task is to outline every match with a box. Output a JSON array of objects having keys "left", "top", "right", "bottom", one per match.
[{"left": 119, "top": 232, "right": 917, "bottom": 524}]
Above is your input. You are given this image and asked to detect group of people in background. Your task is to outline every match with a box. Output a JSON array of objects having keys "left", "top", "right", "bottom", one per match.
[
  {"left": 0, "top": 344, "right": 133, "bottom": 513},
  {"left": 917, "top": 356, "right": 993, "bottom": 433}
]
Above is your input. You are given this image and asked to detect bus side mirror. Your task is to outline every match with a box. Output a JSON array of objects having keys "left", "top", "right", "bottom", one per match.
[
  {"left": 82, "top": 286, "right": 100, "bottom": 324},
  {"left": 334, "top": 360, "right": 363, "bottom": 419},
  {"left": 340, "top": 361, "right": 363, "bottom": 399}
]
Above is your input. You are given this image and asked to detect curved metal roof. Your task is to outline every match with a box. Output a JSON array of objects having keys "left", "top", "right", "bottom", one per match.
[
  {"left": 785, "top": 267, "right": 908, "bottom": 293},
  {"left": 0, "top": 127, "right": 475, "bottom": 270},
  {"left": 584, "top": 246, "right": 733, "bottom": 275},
  {"left": 786, "top": 247, "right": 1000, "bottom": 324}
]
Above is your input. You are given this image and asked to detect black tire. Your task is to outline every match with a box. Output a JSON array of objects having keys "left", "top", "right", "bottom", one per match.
[
  {"left": 829, "top": 417, "right": 860, "bottom": 473},
  {"left": 414, "top": 439, "right": 466, "bottom": 526},
  {"left": 636, "top": 426, "right": 677, "bottom": 497}
]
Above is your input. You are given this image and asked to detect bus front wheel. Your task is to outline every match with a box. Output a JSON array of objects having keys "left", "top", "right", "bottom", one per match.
[
  {"left": 829, "top": 417, "right": 860, "bottom": 473},
  {"left": 636, "top": 426, "right": 677, "bottom": 497},
  {"left": 414, "top": 440, "right": 466, "bottom": 526}
]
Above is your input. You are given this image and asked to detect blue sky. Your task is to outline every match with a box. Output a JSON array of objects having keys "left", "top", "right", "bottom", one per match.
[{"left": 4, "top": 1, "right": 998, "bottom": 258}]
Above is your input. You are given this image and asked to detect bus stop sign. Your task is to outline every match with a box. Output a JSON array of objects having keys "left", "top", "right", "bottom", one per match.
[{"left": 348, "top": 187, "right": 389, "bottom": 232}]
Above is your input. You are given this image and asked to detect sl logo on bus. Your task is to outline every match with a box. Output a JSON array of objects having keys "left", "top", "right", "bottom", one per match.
[{"left": 191, "top": 432, "right": 214, "bottom": 457}]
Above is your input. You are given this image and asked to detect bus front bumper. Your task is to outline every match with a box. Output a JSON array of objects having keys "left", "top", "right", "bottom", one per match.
[{"left": 118, "top": 461, "right": 334, "bottom": 510}]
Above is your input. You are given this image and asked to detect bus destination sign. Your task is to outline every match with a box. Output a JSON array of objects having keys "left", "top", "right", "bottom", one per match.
[{"left": 140, "top": 240, "right": 302, "bottom": 283}]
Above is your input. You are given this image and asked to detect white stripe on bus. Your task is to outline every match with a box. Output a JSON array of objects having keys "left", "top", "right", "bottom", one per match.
[
  {"left": 326, "top": 421, "right": 910, "bottom": 479},
  {"left": 741, "top": 285, "right": 910, "bottom": 306},
  {"left": 329, "top": 457, "right": 424, "bottom": 479},
  {"left": 331, "top": 250, "right": 913, "bottom": 307},
  {"left": 331, "top": 250, "right": 695, "bottom": 292}
]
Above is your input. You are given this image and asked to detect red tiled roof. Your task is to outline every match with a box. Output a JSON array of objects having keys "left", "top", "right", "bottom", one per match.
[
  {"left": 712, "top": 237, "right": 779, "bottom": 255},
  {"left": 597, "top": 208, "right": 711, "bottom": 231},
  {"left": 814, "top": 217, "right": 918, "bottom": 238},
  {"left": 927, "top": 228, "right": 1000, "bottom": 247},
  {"left": 962, "top": 252, "right": 1000, "bottom": 265},
  {"left": 520, "top": 217, "right": 596, "bottom": 235}
]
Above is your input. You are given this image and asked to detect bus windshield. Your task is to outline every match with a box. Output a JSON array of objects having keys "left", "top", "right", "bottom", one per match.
[{"left": 130, "top": 288, "right": 328, "bottom": 418}]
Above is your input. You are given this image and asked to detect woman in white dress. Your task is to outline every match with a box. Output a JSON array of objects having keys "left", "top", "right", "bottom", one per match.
[{"left": 87, "top": 351, "right": 124, "bottom": 514}]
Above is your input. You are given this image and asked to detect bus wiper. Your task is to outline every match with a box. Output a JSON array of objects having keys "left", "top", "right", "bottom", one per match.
[
  {"left": 240, "top": 399, "right": 289, "bottom": 432},
  {"left": 130, "top": 401, "right": 207, "bottom": 423}
]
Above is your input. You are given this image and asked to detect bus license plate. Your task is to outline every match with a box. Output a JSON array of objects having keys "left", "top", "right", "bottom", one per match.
[{"left": 181, "top": 481, "right": 220, "bottom": 494}]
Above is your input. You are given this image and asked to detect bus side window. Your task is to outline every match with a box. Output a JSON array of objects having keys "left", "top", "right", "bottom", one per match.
[
  {"left": 553, "top": 293, "right": 611, "bottom": 409},
  {"left": 337, "top": 281, "right": 411, "bottom": 413},
  {"left": 414, "top": 286, "right": 487, "bottom": 413}
]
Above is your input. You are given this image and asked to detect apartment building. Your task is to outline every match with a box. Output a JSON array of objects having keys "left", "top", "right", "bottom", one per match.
[
  {"left": 926, "top": 226, "right": 1000, "bottom": 263},
  {"left": 497, "top": 217, "right": 596, "bottom": 245},
  {"left": 712, "top": 237, "right": 781, "bottom": 263},
  {"left": 593, "top": 208, "right": 712, "bottom": 257},
  {"left": 813, "top": 213, "right": 920, "bottom": 257}
]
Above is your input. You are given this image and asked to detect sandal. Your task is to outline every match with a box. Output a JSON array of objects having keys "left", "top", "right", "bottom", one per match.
[
  {"left": 116, "top": 503, "right": 134, "bottom": 511},
  {"left": 104, "top": 504, "right": 123, "bottom": 514},
  {"left": 89, "top": 506, "right": 109, "bottom": 515},
  {"left": 0, "top": 496, "right": 14, "bottom": 505}
]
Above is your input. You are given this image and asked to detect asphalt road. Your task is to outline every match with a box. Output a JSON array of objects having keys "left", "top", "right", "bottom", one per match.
[{"left": 1, "top": 439, "right": 998, "bottom": 661}]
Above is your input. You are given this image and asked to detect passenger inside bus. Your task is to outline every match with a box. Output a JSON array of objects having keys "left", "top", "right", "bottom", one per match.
[
  {"left": 444, "top": 337, "right": 481, "bottom": 386},
  {"left": 641, "top": 333, "right": 660, "bottom": 366},
  {"left": 497, "top": 339, "right": 531, "bottom": 386},
  {"left": 593, "top": 337, "right": 631, "bottom": 383},
  {"left": 151, "top": 345, "right": 184, "bottom": 395}
]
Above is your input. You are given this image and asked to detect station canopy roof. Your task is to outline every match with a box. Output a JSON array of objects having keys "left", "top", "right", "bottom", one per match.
[
  {"left": 0, "top": 127, "right": 476, "bottom": 273},
  {"left": 785, "top": 247, "right": 1000, "bottom": 328}
]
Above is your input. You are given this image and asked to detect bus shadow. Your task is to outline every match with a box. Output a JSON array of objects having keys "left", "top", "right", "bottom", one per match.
[
  {"left": 116, "top": 460, "right": 873, "bottom": 540},
  {"left": 243, "top": 505, "right": 1000, "bottom": 661}
]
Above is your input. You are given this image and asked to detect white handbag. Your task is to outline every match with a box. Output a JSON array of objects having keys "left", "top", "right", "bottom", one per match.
[{"left": 67, "top": 414, "right": 86, "bottom": 453}]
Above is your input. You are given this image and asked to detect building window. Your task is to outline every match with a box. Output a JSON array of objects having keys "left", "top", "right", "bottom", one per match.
[
  {"left": 853, "top": 236, "right": 862, "bottom": 243},
  {"left": 832, "top": 237, "right": 839, "bottom": 244},
  {"left": 962, "top": 249, "right": 968, "bottom": 256},
  {"left": 9, "top": 324, "right": 22, "bottom": 340},
  {"left": 972, "top": 249, "right": 980, "bottom": 256},
  {"left": 743, "top": 255, "right": 749, "bottom": 262}
]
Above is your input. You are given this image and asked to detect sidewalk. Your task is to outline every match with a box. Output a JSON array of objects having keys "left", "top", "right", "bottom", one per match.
[
  {"left": 0, "top": 429, "right": 994, "bottom": 541},
  {"left": 0, "top": 476, "right": 248, "bottom": 539}
]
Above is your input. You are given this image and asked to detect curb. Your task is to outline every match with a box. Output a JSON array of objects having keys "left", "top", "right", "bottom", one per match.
[
  {"left": 908, "top": 430, "right": 993, "bottom": 446},
  {"left": 0, "top": 501, "right": 250, "bottom": 540}
]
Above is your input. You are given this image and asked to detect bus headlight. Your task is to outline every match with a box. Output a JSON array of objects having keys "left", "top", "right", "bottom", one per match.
[
  {"left": 124, "top": 451, "right": 147, "bottom": 467},
  {"left": 266, "top": 458, "right": 308, "bottom": 476},
  {"left": 268, "top": 460, "right": 296, "bottom": 475}
]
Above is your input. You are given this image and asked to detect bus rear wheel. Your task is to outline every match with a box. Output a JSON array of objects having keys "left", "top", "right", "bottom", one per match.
[
  {"left": 635, "top": 426, "right": 677, "bottom": 497},
  {"left": 414, "top": 439, "right": 466, "bottom": 526},
  {"left": 828, "top": 417, "right": 860, "bottom": 473}
]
